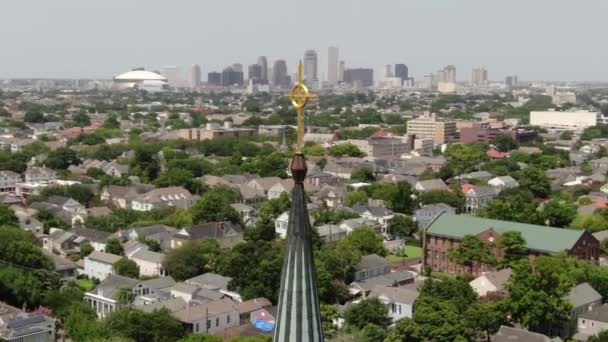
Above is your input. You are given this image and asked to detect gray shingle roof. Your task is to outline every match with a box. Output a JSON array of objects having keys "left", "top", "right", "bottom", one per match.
[
  {"left": 354, "top": 254, "right": 391, "bottom": 271},
  {"left": 565, "top": 282, "right": 602, "bottom": 308},
  {"left": 579, "top": 303, "right": 608, "bottom": 322}
]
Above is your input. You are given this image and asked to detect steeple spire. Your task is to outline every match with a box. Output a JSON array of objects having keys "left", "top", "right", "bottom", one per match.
[{"left": 273, "top": 62, "right": 324, "bottom": 342}]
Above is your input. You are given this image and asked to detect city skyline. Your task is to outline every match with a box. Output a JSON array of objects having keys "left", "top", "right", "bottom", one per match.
[{"left": 1, "top": 0, "right": 608, "bottom": 81}]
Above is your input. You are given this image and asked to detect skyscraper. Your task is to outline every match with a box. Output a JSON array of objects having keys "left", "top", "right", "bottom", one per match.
[
  {"left": 190, "top": 64, "right": 201, "bottom": 89},
  {"left": 343, "top": 68, "right": 374, "bottom": 87},
  {"left": 339, "top": 61, "right": 345, "bottom": 82},
  {"left": 257, "top": 56, "right": 268, "bottom": 84},
  {"left": 221, "top": 66, "right": 243, "bottom": 86},
  {"left": 272, "top": 59, "right": 290, "bottom": 88},
  {"left": 471, "top": 67, "right": 488, "bottom": 85},
  {"left": 303, "top": 50, "right": 318, "bottom": 83},
  {"left": 327, "top": 46, "right": 339, "bottom": 84},
  {"left": 444, "top": 65, "right": 456, "bottom": 83},
  {"left": 395, "top": 64, "right": 408, "bottom": 85},
  {"left": 162, "top": 66, "right": 182, "bottom": 88},
  {"left": 207, "top": 72, "right": 221, "bottom": 86},
  {"left": 231, "top": 63, "right": 243, "bottom": 73},
  {"left": 248, "top": 64, "right": 262, "bottom": 84},
  {"left": 385, "top": 64, "right": 394, "bottom": 78}
]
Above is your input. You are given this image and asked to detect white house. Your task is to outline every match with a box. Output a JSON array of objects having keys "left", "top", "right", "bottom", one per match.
[
  {"left": 488, "top": 176, "right": 519, "bottom": 190},
  {"left": 352, "top": 205, "right": 394, "bottom": 235},
  {"left": 131, "top": 186, "right": 193, "bottom": 211},
  {"left": 84, "top": 251, "right": 122, "bottom": 281},
  {"left": 275, "top": 211, "right": 316, "bottom": 239},
  {"left": 368, "top": 285, "right": 419, "bottom": 322},
  {"left": 129, "top": 249, "right": 166, "bottom": 277},
  {"left": 578, "top": 303, "right": 608, "bottom": 339},
  {"left": 267, "top": 180, "right": 294, "bottom": 200},
  {"left": 84, "top": 274, "right": 138, "bottom": 318},
  {"left": 469, "top": 268, "right": 512, "bottom": 297}
]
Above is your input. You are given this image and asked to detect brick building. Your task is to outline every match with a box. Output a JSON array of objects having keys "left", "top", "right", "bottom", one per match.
[
  {"left": 423, "top": 214, "right": 599, "bottom": 276},
  {"left": 459, "top": 123, "right": 538, "bottom": 145}
]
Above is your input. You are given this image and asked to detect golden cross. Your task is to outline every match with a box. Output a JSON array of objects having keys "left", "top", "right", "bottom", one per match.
[{"left": 289, "top": 62, "right": 315, "bottom": 153}]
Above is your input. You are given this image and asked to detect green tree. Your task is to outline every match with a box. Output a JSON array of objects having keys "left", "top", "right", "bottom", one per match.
[
  {"left": 103, "top": 115, "right": 121, "bottom": 129},
  {"left": 24, "top": 109, "right": 45, "bottom": 123},
  {"left": 570, "top": 213, "right": 608, "bottom": 233},
  {"left": 448, "top": 235, "right": 496, "bottom": 274},
  {"left": 320, "top": 304, "right": 340, "bottom": 339},
  {"left": 340, "top": 226, "right": 386, "bottom": 257},
  {"left": 359, "top": 323, "right": 387, "bottom": 342},
  {"left": 419, "top": 189, "right": 464, "bottom": 212},
  {"left": 493, "top": 135, "right": 519, "bottom": 152},
  {"left": 103, "top": 308, "right": 185, "bottom": 342},
  {"left": 496, "top": 230, "right": 527, "bottom": 267},
  {"left": 163, "top": 239, "right": 221, "bottom": 281},
  {"left": 80, "top": 243, "right": 94, "bottom": 258},
  {"left": 343, "top": 297, "right": 388, "bottom": 329},
  {"left": 0, "top": 205, "right": 18, "bottom": 227},
  {"left": 445, "top": 144, "right": 488, "bottom": 175},
  {"left": 344, "top": 190, "right": 368, "bottom": 207},
  {"left": 113, "top": 258, "right": 140, "bottom": 278},
  {"left": 178, "top": 335, "right": 223, "bottom": 342},
  {"left": 191, "top": 190, "right": 240, "bottom": 224},
  {"left": 215, "top": 240, "right": 284, "bottom": 302},
  {"left": 389, "top": 215, "right": 418, "bottom": 237},
  {"left": 478, "top": 190, "right": 543, "bottom": 225},
  {"left": 518, "top": 166, "right": 551, "bottom": 198},
  {"left": 350, "top": 166, "right": 375, "bottom": 182},
  {"left": 540, "top": 200, "right": 577, "bottom": 227},
  {"left": 105, "top": 238, "right": 124, "bottom": 255},
  {"left": 503, "top": 256, "right": 573, "bottom": 336},
  {"left": 328, "top": 143, "right": 366, "bottom": 157},
  {"left": 464, "top": 302, "right": 505, "bottom": 341},
  {"left": 72, "top": 112, "right": 91, "bottom": 127},
  {"left": 243, "top": 217, "right": 276, "bottom": 242},
  {"left": 46, "top": 147, "right": 79, "bottom": 170}
]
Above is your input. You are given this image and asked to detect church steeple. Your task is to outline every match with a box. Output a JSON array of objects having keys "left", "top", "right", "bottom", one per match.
[{"left": 273, "top": 63, "right": 324, "bottom": 342}]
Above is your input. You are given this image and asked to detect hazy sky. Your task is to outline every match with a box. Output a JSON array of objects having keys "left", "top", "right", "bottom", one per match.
[{"left": 2, "top": 0, "right": 607, "bottom": 81}]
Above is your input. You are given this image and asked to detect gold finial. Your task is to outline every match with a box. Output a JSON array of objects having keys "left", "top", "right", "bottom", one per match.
[{"left": 289, "top": 62, "right": 315, "bottom": 153}]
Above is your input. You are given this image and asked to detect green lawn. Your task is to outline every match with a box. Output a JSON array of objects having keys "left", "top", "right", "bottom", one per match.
[
  {"left": 387, "top": 246, "right": 422, "bottom": 262},
  {"left": 75, "top": 278, "right": 95, "bottom": 291}
]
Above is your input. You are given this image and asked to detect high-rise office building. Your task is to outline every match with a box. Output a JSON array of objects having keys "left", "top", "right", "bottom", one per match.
[
  {"left": 505, "top": 75, "right": 517, "bottom": 87},
  {"left": 339, "top": 61, "right": 345, "bottom": 82},
  {"left": 303, "top": 50, "right": 318, "bottom": 83},
  {"left": 327, "top": 46, "right": 339, "bottom": 84},
  {"left": 231, "top": 63, "right": 243, "bottom": 73},
  {"left": 444, "top": 65, "right": 456, "bottom": 83},
  {"left": 395, "top": 64, "right": 408, "bottom": 85},
  {"left": 343, "top": 68, "right": 374, "bottom": 87},
  {"left": 221, "top": 66, "right": 244, "bottom": 86},
  {"left": 207, "top": 72, "right": 221, "bottom": 86},
  {"left": 471, "top": 67, "right": 488, "bottom": 85},
  {"left": 272, "top": 60, "right": 290, "bottom": 88},
  {"left": 190, "top": 64, "right": 201, "bottom": 89},
  {"left": 248, "top": 64, "right": 263, "bottom": 84},
  {"left": 257, "top": 56, "right": 268, "bottom": 84},
  {"left": 385, "top": 64, "right": 394, "bottom": 78},
  {"left": 162, "top": 66, "right": 182, "bottom": 87}
]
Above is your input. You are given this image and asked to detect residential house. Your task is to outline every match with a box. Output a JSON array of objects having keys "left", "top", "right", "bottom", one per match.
[
  {"left": 129, "top": 249, "right": 166, "bottom": 277},
  {"left": 246, "top": 177, "right": 282, "bottom": 196},
  {"left": 324, "top": 161, "right": 354, "bottom": 180},
  {"left": 127, "top": 224, "right": 177, "bottom": 251},
  {"left": 237, "top": 298, "right": 273, "bottom": 324},
  {"left": 307, "top": 171, "right": 337, "bottom": 187},
  {"left": 102, "top": 161, "right": 130, "bottom": 177},
  {"left": 267, "top": 180, "right": 293, "bottom": 200},
  {"left": 590, "top": 157, "right": 608, "bottom": 170},
  {"left": 303, "top": 133, "right": 337, "bottom": 146},
  {"left": 339, "top": 218, "right": 379, "bottom": 233},
  {"left": 43, "top": 228, "right": 79, "bottom": 256},
  {"left": 368, "top": 285, "right": 419, "bottom": 322},
  {"left": 353, "top": 254, "right": 392, "bottom": 282},
  {"left": 236, "top": 184, "right": 266, "bottom": 204},
  {"left": 565, "top": 282, "right": 603, "bottom": 337},
  {"left": 84, "top": 251, "right": 122, "bottom": 281},
  {"left": 100, "top": 184, "right": 155, "bottom": 209},
  {"left": 352, "top": 204, "right": 394, "bottom": 234},
  {"left": 460, "top": 171, "right": 493, "bottom": 181},
  {"left": 131, "top": 186, "right": 193, "bottom": 211},
  {"left": 491, "top": 326, "right": 555, "bottom": 342},
  {"left": 84, "top": 274, "right": 139, "bottom": 318},
  {"left": 132, "top": 276, "right": 177, "bottom": 306},
  {"left": 415, "top": 203, "right": 456, "bottom": 229},
  {"left": 73, "top": 227, "right": 113, "bottom": 252},
  {"left": 414, "top": 179, "right": 448, "bottom": 193},
  {"left": 171, "top": 298, "right": 240, "bottom": 334},
  {"left": 185, "top": 273, "right": 233, "bottom": 295},
  {"left": 0, "top": 302, "right": 55, "bottom": 342},
  {"left": 488, "top": 176, "right": 520, "bottom": 190},
  {"left": 42, "top": 249, "right": 78, "bottom": 278},
  {"left": 0, "top": 170, "right": 20, "bottom": 193},
  {"left": 424, "top": 214, "right": 600, "bottom": 276},
  {"left": 577, "top": 304, "right": 608, "bottom": 339},
  {"left": 169, "top": 283, "right": 225, "bottom": 303},
  {"left": 469, "top": 268, "right": 512, "bottom": 297},
  {"left": 230, "top": 203, "right": 256, "bottom": 227},
  {"left": 464, "top": 186, "right": 498, "bottom": 214},
  {"left": 30, "top": 195, "right": 87, "bottom": 227},
  {"left": 275, "top": 211, "right": 315, "bottom": 239},
  {"left": 316, "top": 224, "right": 348, "bottom": 243},
  {"left": 24, "top": 166, "right": 56, "bottom": 183},
  {"left": 172, "top": 221, "right": 244, "bottom": 249},
  {"left": 316, "top": 185, "right": 345, "bottom": 208}
]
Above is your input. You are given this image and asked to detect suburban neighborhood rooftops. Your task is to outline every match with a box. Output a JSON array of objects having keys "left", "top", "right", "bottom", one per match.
[
  {"left": 565, "top": 282, "right": 602, "bottom": 308},
  {"left": 354, "top": 254, "right": 391, "bottom": 271},
  {"left": 426, "top": 214, "right": 589, "bottom": 254},
  {"left": 86, "top": 251, "right": 122, "bottom": 264}
]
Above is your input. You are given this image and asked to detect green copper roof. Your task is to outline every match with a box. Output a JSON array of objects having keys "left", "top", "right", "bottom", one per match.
[{"left": 427, "top": 214, "right": 586, "bottom": 253}]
